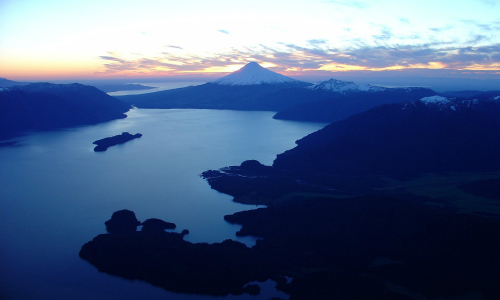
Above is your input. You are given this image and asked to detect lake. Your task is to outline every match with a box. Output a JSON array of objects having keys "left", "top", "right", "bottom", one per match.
[
  {"left": 107, "top": 82, "right": 206, "bottom": 96},
  {"left": 0, "top": 108, "right": 326, "bottom": 300}
]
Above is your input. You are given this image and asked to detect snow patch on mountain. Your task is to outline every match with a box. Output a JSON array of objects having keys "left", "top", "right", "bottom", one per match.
[
  {"left": 462, "top": 99, "right": 479, "bottom": 107},
  {"left": 419, "top": 95, "right": 451, "bottom": 105},
  {"left": 307, "top": 78, "right": 386, "bottom": 93},
  {"left": 403, "top": 94, "right": 500, "bottom": 112},
  {"left": 212, "top": 62, "right": 302, "bottom": 86},
  {"left": 404, "top": 96, "right": 453, "bottom": 111}
]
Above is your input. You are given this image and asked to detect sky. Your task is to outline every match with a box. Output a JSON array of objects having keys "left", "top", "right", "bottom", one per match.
[{"left": 1, "top": 0, "right": 499, "bottom": 84}]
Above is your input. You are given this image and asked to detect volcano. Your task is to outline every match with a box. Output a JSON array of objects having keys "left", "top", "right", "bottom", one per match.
[{"left": 212, "top": 62, "right": 307, "bottom": 86}]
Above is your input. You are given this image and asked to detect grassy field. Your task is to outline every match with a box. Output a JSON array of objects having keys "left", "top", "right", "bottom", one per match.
[{"left": 377, "top": 172, "right": 500, "bottom": 216}]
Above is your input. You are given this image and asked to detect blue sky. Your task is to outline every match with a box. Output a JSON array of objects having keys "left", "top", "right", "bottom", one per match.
[{"left": 0, "top": 0, "right": 499, "bottom": 81}]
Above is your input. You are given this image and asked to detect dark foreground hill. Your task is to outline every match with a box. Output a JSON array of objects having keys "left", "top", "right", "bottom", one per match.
[
  {"left": 272, "top": 86, "right": 436, "bottom": 122},
  {"left": 193, "top": 92, "right": 500, "bottom": 299},
  {"left": 0, "top": 83, "right": 131, "bottom": 139},
  {"left": 274, "top": 94, "right": 500, "bottom": 178},
  {"left": 83, "top": 178, "right": 500, "bottom": 299}
]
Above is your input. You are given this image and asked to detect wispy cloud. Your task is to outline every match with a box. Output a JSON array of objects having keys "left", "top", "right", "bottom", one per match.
[
  {"left": 326, "top": 0, "right": 368, "bottom": 9},
  {"left": 96, "top": 41, "right": 500, "bottom": 77},
  {"left": 218, "top": 30, "right": 230, "bottom": 34},
  {"left": 399, "top": 18, "right": 410, "bottom": 25},
  {"left": 99, "top": 56, "right": 127, "bottom": 63},
  {"left": 372, "top": 27, "right": 393, "bottom": 42},
  {"left": 480, "top": 0, "right": 498, "bottom": 5},
  {"left": 307, "top": 39, "right": 328, "bottom": 47},
  {"left": 165, "top": 45, "right": 184, "bottom": 50},
  {"left": 429, "top": 25, "right": 454, "bottom": 32}
]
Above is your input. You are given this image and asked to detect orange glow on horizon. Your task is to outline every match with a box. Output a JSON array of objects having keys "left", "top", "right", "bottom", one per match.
[
  {"left": 317, "top": 61, "right": 455, "bottom": 72},
  {"left": 2, "top": 59, "right": 500, "bottom": 81},
  {"left": 462, "top": 63, "right": 500, "bottom": 71},
  {"left": 319, "top": 64, "right": 369, "bottom": 71},
  {"left": 185, "top": 64, "right": 245, "bottom": 73}
]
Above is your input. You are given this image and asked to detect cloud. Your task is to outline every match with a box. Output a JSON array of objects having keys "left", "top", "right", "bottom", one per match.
[
  {"left": 399, "top": 18, "right": 410, "bottom": 24},
  {"left": 459, "top": 20, "right": 500, "bottom": 32},
  {"left": 307, "top": 39, "right": 328, "bottom": 47},
  {"left": 165, "top": 45, "right": 184, "bottom": 50},
  {"left": 218, "top": 30, "right": 230, "bottom": 34},
  {"left": 480, "top": 0, "right": 498, "bottom": 5},
  {"left": 326, "top": 0, "right": 368, "bottom": 9},
  {"left": 429, "top": 25, "right": 454, "bottom": 32},
  {"left": 96, "top": 41, "right": 500, "bottom": 77},
  {"left": 372, "top": 27, "right": 393, "bottom": 41},
  {"left": 99, "top": 56, "right": 127, "bottom": 63}
]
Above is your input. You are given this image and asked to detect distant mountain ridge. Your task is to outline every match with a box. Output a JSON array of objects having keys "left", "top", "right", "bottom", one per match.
[
  {"left": 95, "top": 83, "right": 155, "bottom": 93},
  {"left": 0, "top": 83, "right": 131, "bottom": 139},
  {"left": 117, "top": 62, "right": 438, "bottom": 117},
  {"left": 307, "top": 78, "right": 387, "bottom": 93},
  {"left": 273, "top": 79, "right": 437, "bottom": 122},
  {"left": 273, "top": 92, "right": 500, "bottom": 178},
  {"left": 0, "top": 77, "right": 29, "bottom": 88},
  {"left": 117, "top": 62, "right": 312, "bottom": 111}
]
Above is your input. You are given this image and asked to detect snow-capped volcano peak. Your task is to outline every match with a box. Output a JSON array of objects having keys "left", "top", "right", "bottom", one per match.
[
  {"left": 307, "top": 78, "right": 386, "bottom": 93},
  {"left": 212, "top": 62, "right": 303, "bottom": 86}
]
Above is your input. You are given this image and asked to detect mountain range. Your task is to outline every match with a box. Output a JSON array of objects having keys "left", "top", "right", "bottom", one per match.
[
  {"left": 0, "top": 77, "right": 29, "bottom": 88},
  {"left": 117, "top": 62, "right": 437, "bottom": 122},
  {"left": 273, "top": 79, "right": 436, "bottom": 122},
  {"left": 0, "top": 83, "right": 131, "bottom": 139},
  {"left": 117, "top": 62, "right": 312, "bottom": 111}
]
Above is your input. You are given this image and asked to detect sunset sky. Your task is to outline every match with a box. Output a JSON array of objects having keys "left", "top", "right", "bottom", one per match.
[{"left": 1, "top": 0, "right": 499, "bottom": 82}]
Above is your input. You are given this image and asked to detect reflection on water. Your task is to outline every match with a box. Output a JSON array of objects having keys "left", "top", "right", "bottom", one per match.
[{"left": 0, "top": 109, "right": 326, "bottom": 300}]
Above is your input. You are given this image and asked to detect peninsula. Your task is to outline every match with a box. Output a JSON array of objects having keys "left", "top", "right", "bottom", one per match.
[{"left": 81, "top": 92, "right": 500, "bottom": 299}]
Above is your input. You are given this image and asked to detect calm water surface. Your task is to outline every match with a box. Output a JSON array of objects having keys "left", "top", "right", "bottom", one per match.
[
  {"left": 0, "top": 109, "right": 326, "bottom": 300},
  {"left": 107, "top": 82, "right": 206, "bottom": 96}
]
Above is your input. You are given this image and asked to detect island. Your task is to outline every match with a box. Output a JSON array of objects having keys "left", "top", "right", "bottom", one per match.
[{"left": 93, "top": 132, "right": 142, "bottom": 152}]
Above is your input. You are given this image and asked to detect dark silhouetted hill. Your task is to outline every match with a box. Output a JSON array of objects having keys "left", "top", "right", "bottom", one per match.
[
  {"left": 80, "top": 210, "right": 268, "bottom": 296},
  {"left": 273, "top": 79, "right": 436, "bottom": 122},
  {"left": 0, "top": 83, "right": 131, "bottom": 139},
  {"left": 119, "top": 82, "right": 319, "bottom": 111},
  {"left": 273, "top": 93, "right": 500, "bottom": 178},
  {"left": 0, "top": 77, "right": 30, "bottom": 88}
]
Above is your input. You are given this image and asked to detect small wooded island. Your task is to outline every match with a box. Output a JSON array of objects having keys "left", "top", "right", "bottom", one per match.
[{"left": 93, "top": 132, "right": 142, "bottom": 152}]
